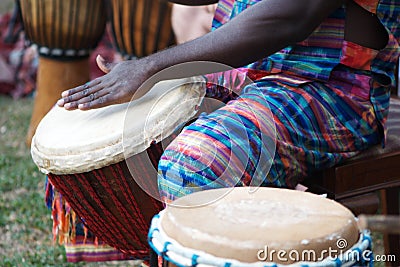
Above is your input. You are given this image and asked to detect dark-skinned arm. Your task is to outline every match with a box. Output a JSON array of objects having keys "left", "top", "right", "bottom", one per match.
[
  {"left": 58, "top": 0, "right": 345, "bottom": 110},
  {"left": 168, "top": 0, "right": 218, "bottom": 5}
]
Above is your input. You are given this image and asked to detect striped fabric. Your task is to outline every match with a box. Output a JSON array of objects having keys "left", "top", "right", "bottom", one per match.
[
  {"left": 158, "top": 0, "right": 399, "bottom": 201},
  {"left": 64, "top": 235, "right": 134, "bottom": 262}
]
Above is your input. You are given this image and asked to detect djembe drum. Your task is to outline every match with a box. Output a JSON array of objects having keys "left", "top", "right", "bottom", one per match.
[
  {"left": 108, "top": 0, "right": 175, "bottom": 59},
  {"left": 31, "top": 77, "right": 206, "bottom": 258},
  {"left": 149, "top": 187, "right": 373, "bottom": 267},
  {"left": 19, "top": 0, "right": 107, "bottom": 145}
]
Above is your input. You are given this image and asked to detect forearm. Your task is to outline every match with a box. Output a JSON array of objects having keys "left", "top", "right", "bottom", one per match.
[
  {"left": 56, "top": 0, "right": 344, "bottom": 110},
  {"left": 144, "top": 0, "right": 343, "bottom": 81},
  {"left": 168, "top": 0, "right": 218, "bottom": 6}
]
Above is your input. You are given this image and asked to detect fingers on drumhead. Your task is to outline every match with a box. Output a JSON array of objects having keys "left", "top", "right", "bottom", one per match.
[
  {"left": 78, "top": 95, "right": 110, "bottom": 110},
  {"left": 64, "top": 101, "right": 79, "bottom": 110},
  {"left": 58, "top": 80, "right": 103, "bottom": 106}
]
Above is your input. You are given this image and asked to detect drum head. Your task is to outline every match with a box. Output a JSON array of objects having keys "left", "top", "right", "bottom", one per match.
[
  {"left": 31, "top": 77, "right": 205, "bottom": 174},
  {"left": 159, "top": 187, "right": 360, "bottom": 264}
]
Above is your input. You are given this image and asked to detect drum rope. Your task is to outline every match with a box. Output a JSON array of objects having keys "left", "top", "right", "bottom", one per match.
[
  {"left": 110, "top": 164, "right": 149, "bottom": 230},
  {"left": 49, "top": 173, "right": 137, "bottom": 256},
  {"left": 48, "top": 163, "right": 160, "bottom": 259},
  {"left": 91, "top": 167, "right": 149, "bottom": 251}
]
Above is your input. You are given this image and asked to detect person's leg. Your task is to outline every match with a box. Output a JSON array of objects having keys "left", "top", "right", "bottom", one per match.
[{"left": 158, "top": 74, "right": 382, "bottom": 202}]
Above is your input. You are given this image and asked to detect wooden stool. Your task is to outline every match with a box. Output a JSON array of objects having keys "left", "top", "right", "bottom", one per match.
[{"left": 305, "top": 96, "right": 400, "bottom": 264}]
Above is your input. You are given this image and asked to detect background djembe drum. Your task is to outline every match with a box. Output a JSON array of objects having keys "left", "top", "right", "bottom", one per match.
[
  {"left": 19, "top": 0, "right": 107, "bottom": 146},
  {"left": 108, "top": 0, "right": 175, "bottom": 59}
]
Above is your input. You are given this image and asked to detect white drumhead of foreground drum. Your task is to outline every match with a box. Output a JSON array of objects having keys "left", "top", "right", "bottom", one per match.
[
  {"left": 31, "top": 76, "right": 205, "bottom": 175},
  {"left": 159, "top": 187, "right": 360, "bottom": 265}
]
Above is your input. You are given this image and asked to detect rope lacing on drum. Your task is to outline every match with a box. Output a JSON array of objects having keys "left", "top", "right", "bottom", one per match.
[
  {"left": 332, "top": 257, "right": 342, "bottom": 267},
  {"left": 191, "top": 254, "right": 199, "bottom": 267}
]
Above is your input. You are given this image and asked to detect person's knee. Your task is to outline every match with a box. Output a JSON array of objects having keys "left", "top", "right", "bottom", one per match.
[
  {"left": 157, "top": 121, "right": 237, "bottom": 201},
  {"left": 158, "top": 132, "right": 218, "bottom": 181}
]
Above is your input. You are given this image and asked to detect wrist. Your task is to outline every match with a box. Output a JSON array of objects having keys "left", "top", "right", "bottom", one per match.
[{"left": 141, "top": 55, "right": 161, "bottom": 79}]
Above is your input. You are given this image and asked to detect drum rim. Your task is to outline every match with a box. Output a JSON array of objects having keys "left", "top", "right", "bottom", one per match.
[{"left": 148, "top": 210, "right": 372, "bottom": 267}]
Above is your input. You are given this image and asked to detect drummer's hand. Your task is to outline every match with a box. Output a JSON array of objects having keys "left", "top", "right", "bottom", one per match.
[{"left": 57, "top": 55, "right": 148, "bottom": 110}]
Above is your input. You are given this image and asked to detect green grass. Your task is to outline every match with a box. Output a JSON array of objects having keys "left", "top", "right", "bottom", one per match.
[
  {"left": 0, "top": 0, "right": 14, "bottom": 14},
  {"left": 0, "top": 96, "right": 64, "bottom": 266},
  {"left": 0, "top": 95, "right": 134, "bottom": 266}
]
